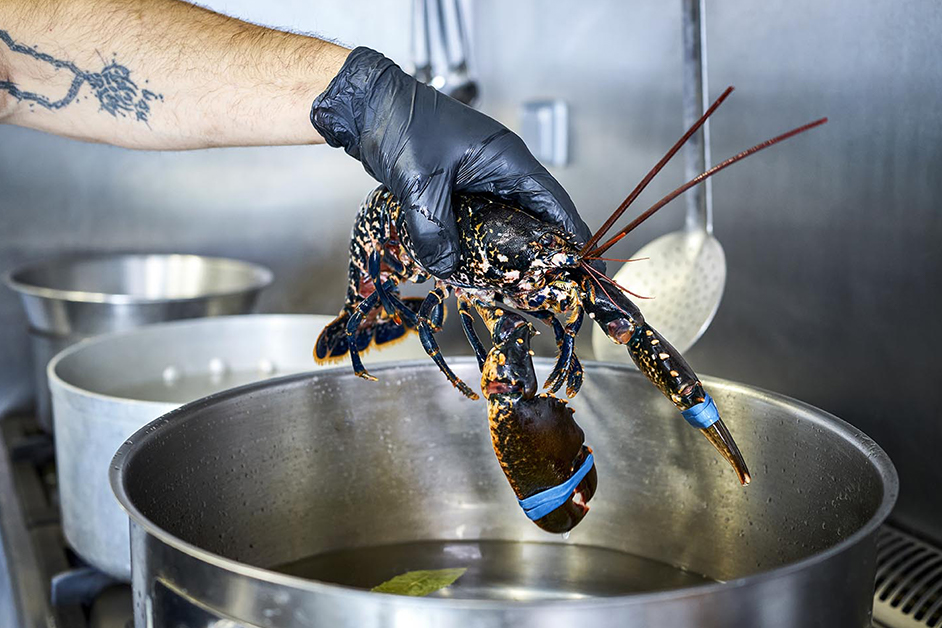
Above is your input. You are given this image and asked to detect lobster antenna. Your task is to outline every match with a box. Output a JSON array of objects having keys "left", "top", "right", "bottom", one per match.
[
  {"left": 581, "top": 260, "right": 652, "bottom": 300},
  {"left": 579, "top": 86, "right": 736, "bottom": 256},
  {"left": 586, "top": 117, "right": 829, "bottom": 258}
]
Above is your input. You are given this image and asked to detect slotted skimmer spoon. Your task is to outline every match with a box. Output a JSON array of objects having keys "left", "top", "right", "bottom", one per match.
[{"left": 593, "top": 0, "right": 724, "bottom": 361}]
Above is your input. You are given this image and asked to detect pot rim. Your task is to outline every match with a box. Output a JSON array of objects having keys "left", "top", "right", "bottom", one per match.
[
  {"left": 47, "top": 314, "right": 336, "bottom": 408},
  {"left": 110, "top": 359, "right": 899, "bottom": 609},
  {"left": 5, "top": 253, "right": 273, "bottom": 305}
]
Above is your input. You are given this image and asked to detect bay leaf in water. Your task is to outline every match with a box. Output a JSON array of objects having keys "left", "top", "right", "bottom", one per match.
[{"left": 371, "top": 567, "right": 468, "bottom": 596}]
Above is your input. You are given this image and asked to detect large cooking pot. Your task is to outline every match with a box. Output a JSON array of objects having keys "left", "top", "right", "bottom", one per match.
[
  {"left": 111, "top": 360, "right": 897, "bottom": 628},
  {"left": 48, "top": 314, "right": 427, "bottom": 581},
  {"left": 6, "top": 253, "right": 272, "bottom": 430}
]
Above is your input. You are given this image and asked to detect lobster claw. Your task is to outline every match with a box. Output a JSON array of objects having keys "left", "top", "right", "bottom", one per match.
[
  {"left": 480, "top": 308, "right": 598, "bottom": 533},
  {"left": 581, "top": 273, "right": 751, "bottom": 486},
  {"left": 495, "top": 395, "right": 598, "bottom": 533}
]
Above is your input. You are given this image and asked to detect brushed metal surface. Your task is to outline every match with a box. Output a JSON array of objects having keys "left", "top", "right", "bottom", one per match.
[
  {"left": 111, "top": 360, "right": 897, "bottom": 627},
  {"left": 470, "top": 0, "right": 942, "bottom": 544},
  {"left": 48, "top": 314, "right": 428, "bottom": 581},
  {"left": 1, "top": 0, "right": 939, "bottom": 543},
  {"left": 6, "top": 254, "right": 272, "bottom": 430}
]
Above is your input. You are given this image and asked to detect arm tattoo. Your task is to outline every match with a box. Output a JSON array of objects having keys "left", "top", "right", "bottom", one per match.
[{"left": 0, "top": 29, "right": 163, "bottom": 123}]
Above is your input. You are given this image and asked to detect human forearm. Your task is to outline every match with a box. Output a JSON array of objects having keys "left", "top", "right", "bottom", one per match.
[
  {"left": 2, "top": 7, "right": 594, "bottom": 277},
  {"left": 0, "top": 0, "right": 349, "bottom": 148}
]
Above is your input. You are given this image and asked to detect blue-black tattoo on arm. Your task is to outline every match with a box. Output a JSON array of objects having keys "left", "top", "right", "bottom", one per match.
[{"left": 0, "top": 29, "right": 163, "bottom": 123}]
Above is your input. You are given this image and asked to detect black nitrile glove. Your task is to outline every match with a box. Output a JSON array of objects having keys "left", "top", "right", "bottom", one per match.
[{"left": 311, "top": 47, "right": 592, "bottom": 279}]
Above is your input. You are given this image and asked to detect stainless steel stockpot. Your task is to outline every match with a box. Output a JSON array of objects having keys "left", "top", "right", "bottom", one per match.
[
  {"left": 48, "top": 314, "right": 427, "bottom": 581},
  {"left": 6, "top": 253, "right": 272, "bottom": 430},
  {"left": 111, "top": 360, "right": 898, "bottom": 628}
]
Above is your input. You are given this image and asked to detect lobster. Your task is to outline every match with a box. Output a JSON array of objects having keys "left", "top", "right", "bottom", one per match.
[{"left": 315, "top": 86, "right": 826, "bottom": 533}]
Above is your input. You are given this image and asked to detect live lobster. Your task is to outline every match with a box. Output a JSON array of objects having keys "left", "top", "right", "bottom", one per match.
[{"left": 315, "top": 87, "right": 826, "bottom": 533}]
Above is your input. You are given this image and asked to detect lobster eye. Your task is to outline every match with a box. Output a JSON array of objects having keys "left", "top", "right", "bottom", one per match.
[{"left": 539, "top": 234, "right": 557, "bottom": 248}]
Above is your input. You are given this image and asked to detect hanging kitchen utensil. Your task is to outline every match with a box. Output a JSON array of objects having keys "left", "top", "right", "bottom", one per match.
[
  {"left": 411, "top": 0, "right": 433, "bottom": 84},
  {"left": 593, "top": 0, "right": 725, "bottom": 360},
  {"left": 411, "top": 0, "right": 478, "bottom": 106},
  {"left": 434, "top": 0, "right": 479, "bottom": 106}
]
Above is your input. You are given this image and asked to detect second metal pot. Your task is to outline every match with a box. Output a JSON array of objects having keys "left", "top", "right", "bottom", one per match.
[
  {"left": 48, "top": 314, "right": 428, "bottom": 581},
  {"left": 6, "top": 253, "right": 272, "bottom": 430}
]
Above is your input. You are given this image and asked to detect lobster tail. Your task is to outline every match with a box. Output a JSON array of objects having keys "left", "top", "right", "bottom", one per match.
[
  {"left": 314, "top": 296, "right": 428, "bottom": 364},
  {"left": 315, "top": 312, "right": 356, "bottom": 363}
]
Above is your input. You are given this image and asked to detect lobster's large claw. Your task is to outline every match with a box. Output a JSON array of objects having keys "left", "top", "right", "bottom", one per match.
[
  {"left": 479, "top": 308, "right": 598, "bottom": 533},
  {"left": 489, "top": 394, "right": 598, "bottom": 533}
]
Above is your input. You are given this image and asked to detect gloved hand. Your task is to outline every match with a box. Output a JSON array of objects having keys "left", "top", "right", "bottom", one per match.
[{"left": 311, "top": 47, "right": 592, "bottom": 279}]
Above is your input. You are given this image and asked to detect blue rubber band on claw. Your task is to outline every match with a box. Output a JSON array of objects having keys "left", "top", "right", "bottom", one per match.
[
  {"left": 681, "top": 393, "right": 720, "bottom": 429},
  {"left": 517, "top": 453, "right": 595, "bottom": 521}
]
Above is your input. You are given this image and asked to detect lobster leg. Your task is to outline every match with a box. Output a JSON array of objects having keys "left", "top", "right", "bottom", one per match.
[
  {"left": 526, "top": 309, "right": 564, "bottom": 339},
  {"left": 582, "top": 275, "right": 750, "bottom": 485},
  {"left": 525, "top": 308, "right": 583, "bottom": 397},
  {"left": 382, "top": 248, "right": 406, "bottom": 274},
  {"left": 368, "top": 250, "right": 398, "bottom": 319},
  {"left": 457, "top": 296, "right": 488, "bottom": 371},
  {"left": 315, "top": 259, "right": 370, "bottom": 361},
  {"left": 420, "top": 291, "right": 444, "bottom": 331},
  {"left": 567, "top": 354, "right": 584, "bottom": 398},
  {"left": 385, "top": 290, "right": 419, "bottom": 328},
  {"left": 345, "top": 289, "right": 382, "bottom": 381},
  {"left": 344, "top": 284, "right": 429, "bottom": 380},
  {"left": 418, "top": 288, "right": 479, "bottom": 400},
  {"left": 541, "top": 307, "right": 584, "bottom": 397}
]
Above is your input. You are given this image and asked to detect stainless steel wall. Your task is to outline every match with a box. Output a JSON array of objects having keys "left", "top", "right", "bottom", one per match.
[{"left": 2, "top": 1, "right": 940, "bottom": 542}]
